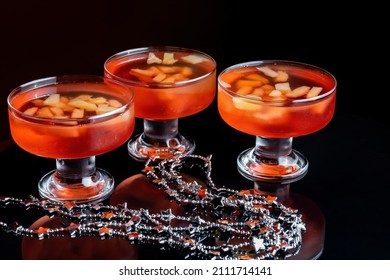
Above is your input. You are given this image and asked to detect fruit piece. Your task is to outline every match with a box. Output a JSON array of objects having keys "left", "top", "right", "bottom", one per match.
[
  {"left": 257, "top": 66, "right": 278, "bottom": 78},
  {"left": 275, "top": 82, "right": 291, "bottom": 93},
  {"left": 245, "top": 73, "right": 269, "bottom": 83},
  {"left": 153, "top": 73, "right": 167, "bottom": 82},
  {"left": 306, "top": 86, "right": 323, "bottom": 98},
  {"left": 235, "top": 79, "right": 263, "bottom": 88},
  {"left": 147, "top": 52, "right": 162, "bottom": 64},
  {"left": 130, "top": 68, "right": 156, "bottom": 77},
  {"left": 90, "top": 97, "right": 108, "bottom": 104},
  {"left": 274, "top": 71, "right": 289, "bottom": 82},
  {"left": 43, "top": 94, "right": 61, "bottom": 106},
  {"left": 96, "top": 104, "right": 117, "bottom": 114},
  {"left": 286, "top": 86, "right": 310, "bottom": 98},
  {"left": 252, "top": 88, "right": 265, "bottom": 97},
  {"left": 269, "top": 90, "right": 282, "bottom": 97},
  {"left": 180, "top": 66, "right": 193, "bottom": 77},
  {"left": 232, "top": 96, "right": 261, "bottom": 110},
  {"left": 236, "top": 86, "right": 253, "bottom": 95},
  {"left": 261, "top": 84, "right": 275, "bottom": 94},
  {"left": 68, "top": 99, "right": 97, "bottom": 112},
  {"left": 108, "top": 99, "right": 123, "bottom": 108},
  {"left": 162, "top": 52, "right": 177, "bottom": 65},
  {"left": 36, "top": 107, "right": 54, "bottom": 118},
  {"left": 181, "top": 54, "right": 205, "bottom": 64},
  {"left": 161, "top": 76, "right": 176, "bottom": 83},
  {"left": 31, "top": 99, "right": 44, "bottom": 107},
  {"left": 156, "top": 65, "right": 180, "bottom": 74},
  {"left": 49, "top": 107, "right": 65, "bottom": 116},
  {"left": 171, "top": 73, "right": 188, "bottom": 82},
  {"left": 71, "top": 108, "right": 84, "bottom": 118},
  {"left": 24, "top": 107, "right": 39, "bottom": 116}
]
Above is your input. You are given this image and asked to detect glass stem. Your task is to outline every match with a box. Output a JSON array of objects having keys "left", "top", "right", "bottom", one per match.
[
  {"left": 142, "top": 119, "right": 180, "bottom": 146},
  {"left": 54, "top": 157, "right": 96, "bottom": 184},
  {"left": 253, "top": 136, "right": 292, "bottom": 159}
]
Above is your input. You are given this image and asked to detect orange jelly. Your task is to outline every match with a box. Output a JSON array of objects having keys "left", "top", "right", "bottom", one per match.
[
  {"left": 8, "top": 78, "right": 135, "bottom": 159},
  {"left": 218, "top": 61, "right": 337, "bottom": 138},
  {"left": 104, "top": 47, "right": 217, "bottom": 120}
]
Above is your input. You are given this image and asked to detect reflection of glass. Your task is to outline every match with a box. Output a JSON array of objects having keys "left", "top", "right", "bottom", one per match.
[
  {"left": 218, "top": 60, "right": 337, "bottom": 183},
  {"left": 104, "top": 46, "right": 217, "bottom": 161},
  {"left": 8, "top": 75, "right": 135, "bottom": 203}
]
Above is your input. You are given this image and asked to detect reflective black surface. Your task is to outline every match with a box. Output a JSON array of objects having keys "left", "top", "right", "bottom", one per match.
[
  {"left": 1, "top": 106, "right": 389, "bottom": 259},
  {"left": 0, "top": 0, "right": 388, "bottom": 260}
]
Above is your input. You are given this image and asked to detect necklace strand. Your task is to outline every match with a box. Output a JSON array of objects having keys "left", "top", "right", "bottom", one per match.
[{"left": 0, "top": 154, "right": 305, "bottom": 260}]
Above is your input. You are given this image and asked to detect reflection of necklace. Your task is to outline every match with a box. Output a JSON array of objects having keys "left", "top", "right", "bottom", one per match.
[{"left": 0, "top": 154, "right": 305, "bottom": 260}]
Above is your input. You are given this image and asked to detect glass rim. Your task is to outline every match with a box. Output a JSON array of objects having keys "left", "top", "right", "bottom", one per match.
[
  {"left": 103, "top": 45, "right": 217, "bottom": 87},
  {"left": 7, "top": 74, "right": 134, "bottom": 124},
  {"left": 217, "top": 59, "right": 337, "bottom": 104}
]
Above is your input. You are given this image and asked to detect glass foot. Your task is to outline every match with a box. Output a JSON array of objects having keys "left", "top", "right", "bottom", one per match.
[
  {"left": 127, "top": 133, "right": 195, "bottom": 161},
  {"left": 38, "top": 168, "right": 114, "bottom": 204},
  {"left": 237, "top": 147, "right": 308, "bottom": 183}
]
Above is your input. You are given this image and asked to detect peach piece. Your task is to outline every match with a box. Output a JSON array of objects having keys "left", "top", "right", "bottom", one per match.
[
  {"left": 236, "top": 79, "right": 263, "bottom": 88},
  {"left": 43, "top": 94, "right": 60, "bottom": 106},
  {"left": 31, "top": 99, "right": 44, "bottom": 107},
  {"left": 71, "top": 108, "right": 84, "bottom": 118},
  {"left": 306, "top": 86, "right": 323, "bottom": 98},
  {"left": 233, "top": 96, "right": 261, "bottom": 110},
  {"left": 162, "top": 52, "right": 178, "bottom": 65},
  {"left": 274, "top": 71, "right": 289, "bottom": 82},
  {"left": 236, "top": 86, "right": 253, "bottom": 96},
  {"left": 257, "top": 66, "right": 278, "bottom": 78},
  {"left": 286, "top": 86, "right": 310, "bottom": 98},
  {"left": 269, "top": 90, "right": 282, "bottom": 97},
  {"left": 49, "top": 107, "right": 65, "bottom": 116},
  {"left": 181, "top": 66, "right": 193, "bottom": 77},
  {"left": 90, "top": 97, "right": 108, "bottom": 104},
  {"left": 245, "top": 73, "right": 269, "bottom": 84},
  {"left": 108, "top": 99, "right": 122, "bottom": 108},
  {"left": 275, "top": 82, "right": 291, "bottom": 93},
  {"left": 68, "top": 99, "right": 97, "bottom": 112},
  {"left": 157, "top": 65, "right": 180, "bottom": 74},
  {"left": 147, "top": 52, "right": 162, "bottom": 64},
  {"left": 96, "top": 104, "right": 117, "bottom": 114},
  {"left": 130, "top": 68, "right": 156, "bottom": 77},
  {"left": 181, "top": 54, "right": 205, "bottom": 64},
  {"left": 153, "top": 73, "right": 167, "bottom": 82},
  {"left": 252, "top": 88, "right": 265, "bottom": 97},
  {"left": 24, "top": 107, "right": 39, "bottom": 116},
  {"left": 261, "top": 84, "right": 275, "bottom": 94},
  {"left": 36, "top": 107, "right": 54, "bottom": 118}
]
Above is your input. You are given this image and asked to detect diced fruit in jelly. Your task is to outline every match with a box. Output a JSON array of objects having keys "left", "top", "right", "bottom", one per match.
[
  {"left": 275, "top": 82, "right": 291, "bottom": 93},
  {"left": 254, "top": 107, "right": 284, "bottom": 121},
  {"left": 36, "top": 107, "right": 54, "bottom": 118},
  {"left": 43, "top": 94, "right": 61, "bottom": 106},
  {"left": 68, "top": 99, "right": 97, "bottom": 112},
  {"left": 286, "top": 86, "right": 311, "bottom": 98},
  {"left": 181, "top": 54, "right": 205, "bottom": 64},
  {"left": 147, "top": 52, "right": 162, "bottom": 64},
  {"left": 233, "top": 96, "right": 262, "bottom": 110},
  {"left": 162, "top": 52, "right": 177, "bottom": 65},
  {"left": 274, "top": 71, "right": 289, "bottom": 82},
  {"left": 257, "top": 66, "right": 278, "bottom": 78},
  {"left": 24, "top": 107, "right": 38, "bottom": 116},
  {"left": 306, "top": 86, "right": 323, "bottom": 98},
  {"left": 20, "top": 93, "right": 124, "bottom": 120},
  {"left": 71, "top": 108, "right": 84, "bottom": 118}
]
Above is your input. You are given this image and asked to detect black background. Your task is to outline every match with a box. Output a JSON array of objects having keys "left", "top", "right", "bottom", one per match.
[{"left": 0, "top": 0, "right": 389, "bottom": 260}]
